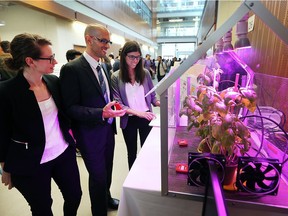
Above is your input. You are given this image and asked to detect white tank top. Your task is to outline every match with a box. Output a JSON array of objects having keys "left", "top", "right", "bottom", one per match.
[
  {"left": 38, "top": 96, "right": 68, "bottom": 164},
  {"left": 125, "top": 82, "right": 149, "bottom": 112}
]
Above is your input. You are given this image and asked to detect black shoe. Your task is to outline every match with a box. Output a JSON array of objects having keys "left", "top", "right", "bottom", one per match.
[{"left": 108, "top": 198, "right": 119, "bottom": 210}]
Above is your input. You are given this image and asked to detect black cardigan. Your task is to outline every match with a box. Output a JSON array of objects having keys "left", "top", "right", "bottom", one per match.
[{"left": 0, "top": 73, "right": 75, "bottom": 175}]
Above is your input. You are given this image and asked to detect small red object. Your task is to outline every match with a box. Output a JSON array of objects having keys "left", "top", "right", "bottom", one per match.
[
  {"left": 114, "top": 102, "right": 122, "bottom": 110},
  {"left": 178, "top": 139, "right": 188, "bottom": 147},
  {"left": 176, "top": 163, "right": 188, "bottom": 173}
]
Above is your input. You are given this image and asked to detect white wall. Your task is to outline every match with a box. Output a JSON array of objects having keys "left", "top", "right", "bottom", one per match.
[
  {"left": 0, "top": 4, "right": 86, "bottom": 67},
  {"left": 0, "top": 3, "right": 158, "bottom": 74}
]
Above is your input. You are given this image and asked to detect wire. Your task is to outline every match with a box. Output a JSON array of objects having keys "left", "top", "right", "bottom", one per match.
[
  {"left": 240, "top": 114, "right": 288, "bottom": 165},
  {"left": 241, "top": 106, "right": 265, "bottom": 157}
]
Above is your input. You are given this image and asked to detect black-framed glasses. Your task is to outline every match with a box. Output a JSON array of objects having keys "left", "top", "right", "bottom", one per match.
[
  {"left": 36, "top": 54, "right": 55, "bottom": 64},
  {"left": 90, "top": 36, "right": 112, "bottom": 45},
  {"left": 127, "top": 55, "right": 142, "bottom": 61}
]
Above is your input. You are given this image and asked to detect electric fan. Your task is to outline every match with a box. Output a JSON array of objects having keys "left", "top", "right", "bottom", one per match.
[
  {"left": 236, "top": 157, "right": 282, "bottom": 195},
  {"left": 188, "top": 153, "right": 226, "bottom": 187}
]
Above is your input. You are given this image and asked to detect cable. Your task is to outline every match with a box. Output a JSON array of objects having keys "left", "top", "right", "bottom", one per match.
[
  {"left": 240, "top": 114, "right": 288, "bottom": 165},
  {"left": 241, "top": 106, "right": 265, "bottom": 157}
]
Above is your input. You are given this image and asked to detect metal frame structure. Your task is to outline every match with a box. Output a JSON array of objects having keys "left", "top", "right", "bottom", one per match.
[{"left": 155, "top": 0, "right": 288, "bottom": 199}]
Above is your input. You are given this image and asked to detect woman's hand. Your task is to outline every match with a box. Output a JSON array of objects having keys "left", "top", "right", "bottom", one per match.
[
  {"left": 137, "top": 111, "right": 156, "bottom": 121},
  {"left": 2, "top": 170, "right": 13, "bottom": 190}
]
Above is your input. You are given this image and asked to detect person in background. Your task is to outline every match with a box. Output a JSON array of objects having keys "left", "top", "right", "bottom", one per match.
[
  {"left": 143, "top": 53, "right": 155, "bottom": 79},
  {"left": 102, "top": 55, "right": 112, "bottom": 74},
  {"left": 0, "top": 33, "right": 82, "bottom": 216},
  {"left": 0, "top": 40, "right": 17, "bottom": 81},
  {"left": 111, "top": 41, "right": 160, "bottom": 170},
  {"left": 156, "top": 55, "right": 167, "bottom": 82},
  {"left": 108, "top": 54, "right": 115, "bottom": 68},
  {"left": 60, "top": 24, "right": 126, "bottom": 216},
  {"left": 66, "top": 49, "right": 82, "bottom": 62},
  {"left": 112, "top": 47, "right": 122, "bottom": 72},
  {"left": 0, "top": 40, "right": 11, "bottom": 53},
  {"left": 170, "top": 56, "right": 177, "bottom": 67},
  {"left": 64, "top": 49, "right": 83, "bottom": 157},
  {"left": 151, "top": 58, "right": 156, "bottom": 77}
]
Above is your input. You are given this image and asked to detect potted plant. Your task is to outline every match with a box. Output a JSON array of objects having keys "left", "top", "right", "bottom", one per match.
[{"left": 179, "top": 72, "right": 257, "bottom": 184}]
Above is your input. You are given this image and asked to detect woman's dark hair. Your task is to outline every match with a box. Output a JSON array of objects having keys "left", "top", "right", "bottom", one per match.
[
  {"left": 5, "top": 33, "right": 52, "bottom": 71},
  {"left": 0, "top": 41, "right": 11, "bottom": 53},
  {"left": 119, "top": 41, "right": 145, "bottom": 84}
]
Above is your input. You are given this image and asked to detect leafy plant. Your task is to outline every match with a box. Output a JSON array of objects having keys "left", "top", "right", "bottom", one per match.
[{"left": 180, "top": 84, "right": 257, "bottom": 165}]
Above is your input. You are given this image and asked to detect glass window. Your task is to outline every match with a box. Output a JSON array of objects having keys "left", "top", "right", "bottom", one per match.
[{"left": 123, "top": 0, "right": 152, "bottom": 26}]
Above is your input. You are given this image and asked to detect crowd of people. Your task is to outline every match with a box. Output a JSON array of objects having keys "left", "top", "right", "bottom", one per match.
[{"left": 0, "top": 23, "right": 166, "bottom": 216}]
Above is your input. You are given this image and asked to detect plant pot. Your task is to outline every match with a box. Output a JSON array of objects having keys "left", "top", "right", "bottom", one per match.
[{"left": 223, "top": 164, "right": 238, "bottom": 191}]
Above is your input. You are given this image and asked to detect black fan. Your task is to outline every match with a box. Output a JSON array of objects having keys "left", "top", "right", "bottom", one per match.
[
  {"left": 188, "top": 153, "right": 225, "bottom": 187},
  {"left": 236, "top": 157, "right": 282, "bottom": 195}
]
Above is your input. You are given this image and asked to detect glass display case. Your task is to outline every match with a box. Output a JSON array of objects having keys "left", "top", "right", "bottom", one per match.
[{"left": 155, "top": 0, "right": 288, "bottom": 214}]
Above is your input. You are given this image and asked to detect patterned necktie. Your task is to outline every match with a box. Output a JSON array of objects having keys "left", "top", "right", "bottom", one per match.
[
  {"left": 96, "top": 65, "right": 113, "bottom": 124},
  {"left": 96, "top": 65, "right": 109, "bottom": 103}
]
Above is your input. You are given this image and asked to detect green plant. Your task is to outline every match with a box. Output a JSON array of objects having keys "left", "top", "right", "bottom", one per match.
[{"left": 179, "top": 84, "right": 257, "bottom": 165}]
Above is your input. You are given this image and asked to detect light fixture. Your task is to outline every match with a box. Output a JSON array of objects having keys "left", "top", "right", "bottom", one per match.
[
  {"left": 215, "top": 38, "right": 223, "bottom": 54},
  {"left": 193, "top": 17, "right": 200, "bottom": 22},
  {"left": 234, "top": 13, "right": 251, "bottom": 49},
  {"left": 223, "top": 29, "right": 233, "bottom": 51},
  {"left": 168, "top": 19, "right": 183, "bottom": 22},
  {"left": 0, "top": 20, "right": 5, "bottom": 27}
]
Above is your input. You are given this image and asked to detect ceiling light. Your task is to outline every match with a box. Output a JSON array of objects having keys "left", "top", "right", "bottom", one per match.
[
  {"left": 0, "top": 20, "right": 5, "bottom": 27},
  {"left": 193, "top": 17, "right": 200, "bottom": 21},
  {"left": 168, "top": 19, "right": 183, "bottom": 22}
]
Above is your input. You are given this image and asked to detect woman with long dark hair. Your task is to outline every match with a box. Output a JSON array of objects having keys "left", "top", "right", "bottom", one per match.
[{"left": 111, "top": 41, "right": 160, "bottom": 169}]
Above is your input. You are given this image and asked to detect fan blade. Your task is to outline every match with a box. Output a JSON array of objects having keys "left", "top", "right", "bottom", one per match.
[
  {"left": 262, "top": 164, "right": 274, "bottom": 174},
  {"left": 199, "top": 172, "right": 208, "bottom": 184},
  {"left": 256, "top": 180, "right": 271, "bottom": 189},
  {"left": 239, "top": 165, "right": 255, "bottom": 182},
  {"left": 191, "top": 160, "right": 204, "bottom": 170},
  {"left": 190, "top": 169, "right": 201, "bottom": 179},
  {"left": 246, "top": 179, "right": 256, "bottom": 191},
  {"left": 189, "top": 169, "right": 204, "bottom": 186},
  {"left": 239, "top": 172, "right": 252, "bottom": 182},
  {"left": 255, "top": 163, "right": 262, "bottom": 171},
  {"left": 264, "top": 175, "right": 278, "bottom": 181},
  {"left": 244, "top": 164, "right": 255, "bottom": 174}
]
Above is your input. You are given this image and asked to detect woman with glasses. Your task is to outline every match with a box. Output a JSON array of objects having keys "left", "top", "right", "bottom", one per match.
[
  {"left": 111, "top": 41, "right": 160, "bottom": 170},
  {"left": 0, "top": 33, "right": 82, "bottom": 216}
]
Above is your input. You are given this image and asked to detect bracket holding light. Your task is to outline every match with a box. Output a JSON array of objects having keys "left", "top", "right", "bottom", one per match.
[{"left": 234, "top": 13, "right": 251, "bottom": 49}]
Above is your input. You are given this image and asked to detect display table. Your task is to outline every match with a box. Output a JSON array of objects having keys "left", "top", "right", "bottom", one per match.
[
  {"left": 118, "top": 126, "right": 288, "bottom": 216},
  {"left": 117, "top": 126, "right": 203, "bottom": 216}
]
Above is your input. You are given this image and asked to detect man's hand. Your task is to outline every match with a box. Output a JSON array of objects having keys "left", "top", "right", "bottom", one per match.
[
  {"left": 103, "top": 101, "right": 126, "bottom": 119},
  {"left": 155, "top": 100, "right": 160, "bottom": 107},
  {"left": 1, "top": 163, "right": 13, "bottom": 190}
]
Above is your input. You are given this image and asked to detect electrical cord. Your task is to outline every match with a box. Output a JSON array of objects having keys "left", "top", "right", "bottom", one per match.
[
  {"left": 240, "top": 114, "right": 288, "bottom": 165},
  {"left": 241, "top": 105, "right": 265, "bottom": 158}
]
